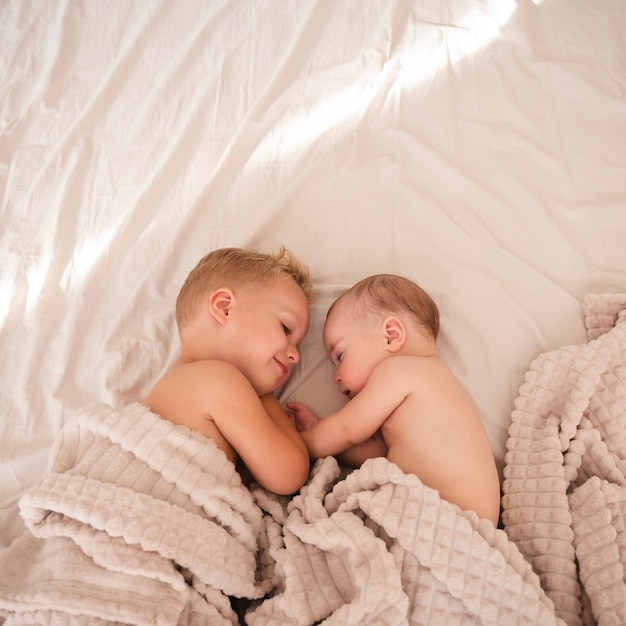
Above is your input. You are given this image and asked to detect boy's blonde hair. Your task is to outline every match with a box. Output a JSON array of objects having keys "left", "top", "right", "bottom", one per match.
[
  {"left": 330, "top": 274, "right": 440, "bottom": 340},
  {"left": 176, "top": 246, "right": 315, "bottom": 328}
]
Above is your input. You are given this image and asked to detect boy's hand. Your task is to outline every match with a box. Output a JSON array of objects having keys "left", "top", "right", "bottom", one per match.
[{"left": 285, "top": 401, "right": 319, "bottom": 433}]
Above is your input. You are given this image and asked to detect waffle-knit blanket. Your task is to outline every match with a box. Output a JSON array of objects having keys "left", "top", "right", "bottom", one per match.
[
  {"left": 502, "top": 294, "right": 626, "bottom": 626},
  {"left": 0, "top": 402, "right": 269, "bottom": 625},
  {"left": 249, "top": 455, "right": 562, "bottom": 625},
  {"left": 0, "top": 392, "right": 572, "bottom": 624}
]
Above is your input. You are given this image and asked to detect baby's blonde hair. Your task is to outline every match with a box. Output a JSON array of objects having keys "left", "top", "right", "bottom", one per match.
[
  {"left": 330, "top": 274, "right": 440, "bottom": 340},
  {"left": 176, "top": 246, "right": 315, "bottom": 328}
]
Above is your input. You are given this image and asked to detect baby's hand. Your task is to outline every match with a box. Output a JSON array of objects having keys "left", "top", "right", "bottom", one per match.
[{"left": 285, "top": 401, "right": 320, "bottom": 433}]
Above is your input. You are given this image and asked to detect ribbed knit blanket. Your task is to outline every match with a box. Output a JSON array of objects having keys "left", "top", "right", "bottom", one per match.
[
  {"left": 502, "top": 294, "right": 626, "bottom": 626},
  {"left": 0, "top": 385, "right": 580, "bottom": 623}
]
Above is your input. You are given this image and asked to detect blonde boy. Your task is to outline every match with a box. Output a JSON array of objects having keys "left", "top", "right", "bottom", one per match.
[
  {"left": 145, "top": 247, "right": 314, "bottom": 495},
  {"left": 288, "top": 274, "right": 501, "bottom": 525}
]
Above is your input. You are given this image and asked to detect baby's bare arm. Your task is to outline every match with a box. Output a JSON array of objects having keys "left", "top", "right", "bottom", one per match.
[
  {"left": 287, "top": 401, "right": 387, "bottom": 467},
  {"left": 296, "top": 359, "right": 412, "bottom": 458},
  {"left": 285, "top": 401, "right": 320, "bottom": 432},
  {"left": 336, "top": 430, "right": 388, "bottom": 468}
]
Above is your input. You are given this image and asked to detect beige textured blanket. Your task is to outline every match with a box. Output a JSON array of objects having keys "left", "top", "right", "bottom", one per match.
[
  {"left": 0, "top": 403, "right": 269, "bottom": 625},
  {"left": 249, "top": 456, "right": 562, "bottom": 625},
  {"left": 0, "top": 400, "right": 565, "bottom": 624},
  {"left": 502, "top": 294, "right": 626, "bottom": 626}
]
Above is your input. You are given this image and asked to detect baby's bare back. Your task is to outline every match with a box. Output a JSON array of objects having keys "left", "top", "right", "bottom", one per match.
[{"left": 382, "top": 358, "right": 500, "bottom": 525}]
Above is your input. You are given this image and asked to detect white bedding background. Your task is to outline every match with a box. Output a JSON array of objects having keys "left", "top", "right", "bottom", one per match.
[{"left": 1, "top": 0, "right": 625, "bottom": 549}]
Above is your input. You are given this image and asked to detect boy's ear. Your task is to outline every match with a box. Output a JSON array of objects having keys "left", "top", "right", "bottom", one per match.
[
  {"left": 208, "top": 288, "right": 234, "bottom": 324},
  {"left": 382, "top": 315, "right": 405, "bottom": 352}
]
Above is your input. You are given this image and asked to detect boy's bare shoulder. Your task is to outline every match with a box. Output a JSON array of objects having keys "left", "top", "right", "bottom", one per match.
[
  {"left": 149, "top": 359, "right": 249, "bottom": 396},
  {"left": 166, "top": 359, "right": 243, "bottom": 377},
  {"left": 144, "top": 359, "right": 257, "bottom": 429}
]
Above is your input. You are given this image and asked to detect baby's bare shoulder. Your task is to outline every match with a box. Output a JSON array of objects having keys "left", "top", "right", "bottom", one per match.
[
  {"left": 368, "top": 356, "right": 454, "bottom": 397},
  {"left": 377, "top": 355, "right": 451, "bottom": 376}
]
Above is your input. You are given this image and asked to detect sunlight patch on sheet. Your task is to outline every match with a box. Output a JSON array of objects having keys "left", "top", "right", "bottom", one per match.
[
  {"left": 0, "top": 276, "right": 16, "bottom": 328},
  {"left": 389, "top": 2, "right": 518, "bottom": 97},
  {"left": 16, "top": 230, "right": 115, "bottom": 320},
  {"left": 25, "top": 260, "right": 51, "bottom": 318},
  {"left": 252, "top": 1, "right": 517, "bottom": 165},
  {"left": 60, "top": 235, "right": 112, "bottom": 294},
  {"left": 459, "top": 2, "right": 518, "bottom": 43}
]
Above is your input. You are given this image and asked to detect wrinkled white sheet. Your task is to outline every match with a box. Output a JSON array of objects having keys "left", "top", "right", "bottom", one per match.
[{"left": 1, "top": 0, "right": 625, "bottom": 549}]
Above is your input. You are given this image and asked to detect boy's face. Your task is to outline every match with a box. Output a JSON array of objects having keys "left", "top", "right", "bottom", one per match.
[
  {"left": 228, "top": 275, "right": 310, "bottom": 395},
  {"left": 323, "top": 300, "right": 387, "bottom": 399}
]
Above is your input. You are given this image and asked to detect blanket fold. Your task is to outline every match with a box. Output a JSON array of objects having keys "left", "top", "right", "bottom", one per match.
[
  {"left": 248, "top": 456, "right": 563, "bottom": 625},
  {"left": 0, "top": 401, "right": 564, "bottom": 625},
  {"left": 0, "top": 402, "right": 268, "bottom": 625},
  {"left": 502, "top": 293, "right": 626, "bottom": 626}
]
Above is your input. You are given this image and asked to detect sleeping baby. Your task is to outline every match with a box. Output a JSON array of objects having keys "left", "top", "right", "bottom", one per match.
[{"left": 288, "top": 273, "right": 501, "bottom": 526}]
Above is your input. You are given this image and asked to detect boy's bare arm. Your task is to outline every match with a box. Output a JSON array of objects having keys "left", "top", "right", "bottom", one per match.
[
  {"left": 210, "top": 366, "right": 309, "bottom": 494},
  {"left": 260, "top": 394, "right": 308, "bottom": 456},
  {"left": 237, "top": 394, "right": 309, "bottom": 489},
  {"left": 148, "top": 361, "right": 309, "bottom": 494}
]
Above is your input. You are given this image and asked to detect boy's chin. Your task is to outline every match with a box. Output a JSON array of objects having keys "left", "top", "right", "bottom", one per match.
[{"left": 255, "top": 379, "right": 285, "bottom": 397}]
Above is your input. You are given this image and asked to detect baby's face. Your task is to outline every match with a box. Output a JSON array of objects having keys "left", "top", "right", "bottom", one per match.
[{"left": 323, "top": 302, "right": 386, "bottom": 399}]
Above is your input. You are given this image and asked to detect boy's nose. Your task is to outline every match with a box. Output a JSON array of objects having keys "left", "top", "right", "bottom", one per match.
[
  {"left": 334, "top": 369, "right": 341, "bottom": 384},
  {"left": 287, "top": 346, "right": 300, "bottom": 365}
]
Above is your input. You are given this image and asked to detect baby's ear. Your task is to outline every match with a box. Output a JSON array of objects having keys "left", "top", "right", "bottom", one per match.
[
  {"left": 382, "top": 315, "right": 405, "bottom": 352},
  {"left": 208, "top": 288, "right": 233, "bottom": 324}
]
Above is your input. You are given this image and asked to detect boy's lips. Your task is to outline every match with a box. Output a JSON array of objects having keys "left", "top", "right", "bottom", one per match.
[{"left": 274, "top": 357, "right": 288, "bottom": 377}]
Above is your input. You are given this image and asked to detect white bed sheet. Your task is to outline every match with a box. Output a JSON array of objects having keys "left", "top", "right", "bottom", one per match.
[{"left": 1, "top": 0, "right": 625, "bottom": 549}]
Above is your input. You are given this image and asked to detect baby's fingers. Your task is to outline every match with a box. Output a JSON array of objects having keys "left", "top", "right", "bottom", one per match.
[{"left": 285, "top": 403, "right": 307, "bottom": 432}]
